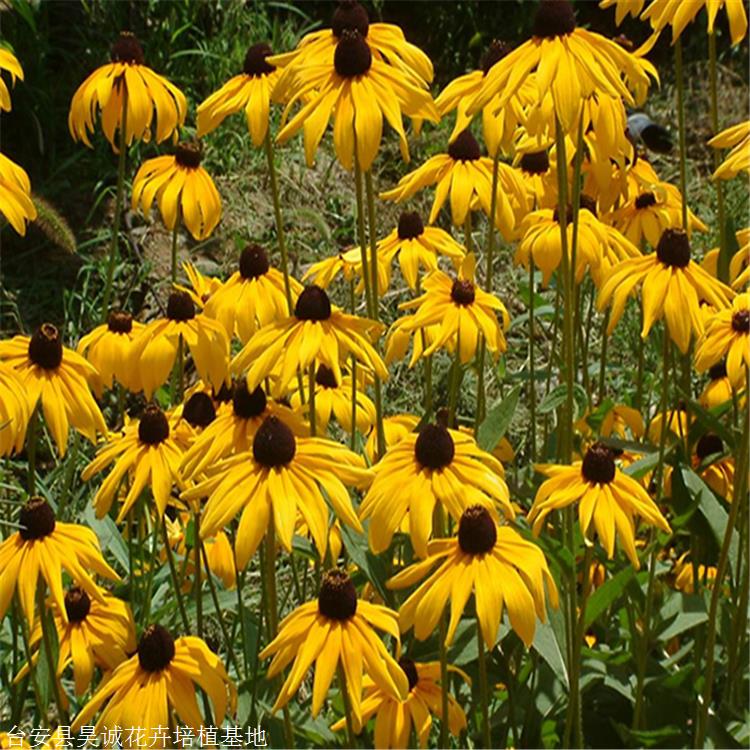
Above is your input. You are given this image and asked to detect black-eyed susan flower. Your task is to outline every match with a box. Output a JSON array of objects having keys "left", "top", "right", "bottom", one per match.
[
  {"left": 260, "top": 569, "right": 408, "bottom": 727},
  {"left": 132, "top": 141, "right": 222, "bottom": 241},
  {"left": 69, "top": 32, "right": 186, "bottom": 149},
  {"left": 0, "top": 47, "right": 23, "bottom": 112},
  {"left": 374, "top": 211, "right": 465, "bottom": 290},
  {"left": 364, "top": 413, "right": 419, "bottom": 464},
  {"left": 0, "top": 497, "right": 119, "bottom": 629},
  {"left": 176, "top": 261, "right": 222, "bottom": 309},
  {"left": 19, "top": 587, "right": 135, "bottom": 697},
  {"left": 385, "top": 315, "right": 445, "bottom": 369},
  {"left": 598, "top": 0, "right": 646, "bottom": 25},
  {"left": 0, "top": 324, "right": 106, "bottom": 455},
  {"left": 77, "top": 311, "right": 144, "bottom": 394},
  {"left": 601, "top": 403, "right": 645, "bottom": 440},
  {"left": 130, "top": 290, "right": 229, "bottom": 398},
  {"left": 331, "top": 658, "right": 468, "bottom": 748},
  {"left": 290, "top": 364, "right": 376, "bottom": 435},
  {"left": 360, "top": 422, "right": 513, "bottom": 558},
  {"left": 185, "top": 415, "right": 371, "bottom": 566},
  {"left": 694, "top": 433, "right": 735, "bottom": 500},
  {"left": 0, "top": 361, "right": 29, "bottom": 456},
  {"left": 274, "top": 27, "right": 438, "bottom": 171},
  {"left": 389, "top": 505, "right": 558, "bottom": 647},
  {"left": 81, "top": 404, "right": 184, "bottom": 522},
  {"left": 598, "top": 229, "right": 734, "bottom": 354},
  {"left": 71, "top": 624, "right": 235, "bottom": 741},
  {"left": 642, "top": 0, "right": 748, "bottom": 46},
  {"left": 672, "top": 552, "right": 717, "bottom": 594},
  {"left": 197, "top": 43, "right": 281, "bottom": 145},
  {"left": 232, "top": 284, "right": 387, "bottom": 398},
  {"left": 529, "top": 443, "right": 671, "bottom": 568},
  {"left": 695, "top": 292, "right": 750, "bottom": 388},
  {"left": 647, "top": 404, "right": 691, "bottom": 445},
  {"left": 391, "top": 255, "right": 510, "bottom": 365},
  {"left": 204, "top": 244, "right": 301, "bottom": 343},
  {"left": 700, "top": 361, "right": 735, "bottom": 408},
  {"left": 0, "top": 152, "right": 37, "bottom": 236},
  {"left": 515, "top": 147, "right": 558, "bottom": 209},
  {"left": 203, "top": 531, "right": 236, "bottom": 589},
  {"left": 304, "top": 244, "right": 392, "bottom": 298},
  {"left": 709, "top": 119, "right": 750, "bottom": 179},
  {"left": 702, "top": 227, "right": 750, "bottom": 290},
  {"left": 380, "top": 129, "right": 527, "bottom": 236},
  {"left": 467, "top": 0, "right": 652, "bottom": 133}
]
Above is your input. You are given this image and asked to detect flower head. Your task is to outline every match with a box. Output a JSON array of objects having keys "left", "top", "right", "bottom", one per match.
[
  {"left": 0, "top": 361, "right": 29, "bottom": 456},
  {"left": 642, "top": 0, "right": 748, "bottom": 46},
  {"left": 0, "top": 152, "right": 37, "bottom": 236},
  {"left": 0, "top": 47, "right": 24, "bottom": 112},
  {"left": 709, "top": 119, "right": 750, "bottom": 180}
]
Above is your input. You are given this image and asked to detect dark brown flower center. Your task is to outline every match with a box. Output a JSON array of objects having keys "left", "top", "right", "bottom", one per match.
[
  {"left": 532, "top": 0, "right": 576, "bottom": 39},
  {"left": 579, "top": 194, "right": 597, "bottom": 216},
  {"left": 295, "top": 285, "right": 332, "bottom": 321},
  {"left": 458, "top": 505, "right": 497, "bottom": 555},
  {"left": 318, "top": 569, "right": 357, "bottom": 621},
  {"left": 166, "top": 290, "right": 196, "bottom": 321},
  {"left": 581, "top": 442, "right": 616, "bottom": 484},
  {"left": 332, "top": 0, "right": 369, "bottom": 38},
  {"left": 315, "top": 364, "right": 339, "bottom": 389},
  {"left": 174, "top": 142, "right": 203, "bottom": 169},
  {"left": 253, "top": 415, "right": 296, "bottom": 467},
  {"left": 107, "top": 311, "right": 134, "bottom": 334},
  {"left": 19, "top": 496, "right": 56, "bottom": 541},
  {"left": 397, "top": 211, "right": 424, "bottom": 240},
  {"left": 399, "top": 657, "right": 419, "bottom": 691},
  {"left": 183, "top": 392, "right": 216, "bottom": 428},
  {"left": 448, "top": 129, "right": 481, "bottom": 162},
  {"left": 64, "top": 587, "right": 91, "bottom": 623},
  {"left": 520, "top": 150, "right": 549, "bottom": 175},
  {"left": 451, "top": 279, "right": 476, "bottom": 306},
  {"left": 696, "top": 433, "right": 724, "bottom": 460},
  {"left": 213, "top": 381, "right": 234, "bottom": 403},
  {"left": 233, "top": 381, "right": 268, "bottom": 419},
  {"left": 334, "top": 30, "right": 372, "bottom": 78},
  {"left": 708, "top": 361, "right": 727, "bottom": 380},
  {"left": 635, "top": 192, "right": 657, "bottom": 209},
  {"left": 656, "top": 228, "right": 691, "bottom": 268},
  {"left": 731, "top": 309, "right": 750, "bottom": 333},
  {"left": 243, "top": 42, "right": 275, "bottom": 76},
  {"left": 415, "top": 424, "right": 455, "bottom": 470},
  {"left": 239, "top": 243, "right": 270, "bottom": 279},
  {"left": 28, "top": 323, "right": 63, "bottom": 370},
  {"left": 481, "top": 40, "right": 512, "bottom": 76},
  {"left": 552, "top": 204, "right": 573, "bottom": 224},
  {"left": 138, "top": 624, "right": 175, "bottom": 672},
  {"left": 138, "top": 405, "right": 170, "bottom": 445},
  {"left": 110, "top": 32, "right": 145, "bottom": 65}
]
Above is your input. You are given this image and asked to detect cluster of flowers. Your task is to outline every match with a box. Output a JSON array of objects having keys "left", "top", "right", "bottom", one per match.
[{"left": 0, "top": 0, "right": 748, "bottom": 747}]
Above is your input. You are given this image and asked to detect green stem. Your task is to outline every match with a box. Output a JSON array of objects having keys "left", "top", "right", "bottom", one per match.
[
  {"left": 528, "top": 262, "right": 537, "bottom": 461},
  {"left": 485, "top": 153, "right": 500, "bottom": 292},
  {"left": 477, "top": 624, "right": 491, "bottom": 748},
  {"left": 102, "top": 89, "right": 129, "bottom": 321},
  {"left": 26, "top": 405, "right": 37, "bottom": 494},
  {"left": 353, "top": 152, "right": 373, "bottom": 319},
  {"left": 674, "top": 39, "right": 689, "bottom": 230},
  {"left": 309, "top": 361, "right": 317, "bottom": 437},
  {"left": 435, "top": 506, "right": 450, "bottom": 749},
  {"left": 36, "top": 582, "right": 69, "bottom": 725},
  {"left": 707, "top": 31, "right": 728, "bottom": 277},
  {"left": 350, "top": 355, "right": 358, "bottom": 450},
  {"left": 170, "top": 224, "right": 179, "bottom": 284},
  {"left": 598, "top": 310, "right": 610, "bottom": 403},
  {"left": 194, "top": 510, "right": 203, "bottom": 639},
  {"left": 16, "top": 597, "right": 43, "bottom": 721},
  {"left": 161, "top": 519, "right": 190, "bottom": 631},
  {"left": 447, "top": 341, "right": 461, "bottom": 428},
  {"left": 264, "top": 131, "right": 293, "bottom": 313},
  {"left": 693, "top": 371, "right": 750, "bottom": 748},
  {"left": 338, "top": 664, "right": 357, "bottom": 748}
]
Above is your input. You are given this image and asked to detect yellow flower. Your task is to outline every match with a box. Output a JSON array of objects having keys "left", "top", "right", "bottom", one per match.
[
  {"left": 467, "top": 0, "right": 651, "bottom": 133},
  {"left": 529, "top": 443, "right": 671, "bottom": 567},
  {"left": 0, "top": 47, "right": 23, "bottom": 111},
  {"left": 130, "top": 290, "right": 229, "bottom": 398},
  {"left": 132, "top": 141, "right": 222, "bottom": 241},
  {"left": 204, "top": 244, "right": 302, "bottom": 343},
  {"left": 599, "top": 0, "right": 646, "bottom": 25},
  {"left": 601, "top": 404, "right": 645, "bottom": 440},
  {"left": 0, "top": 361, "right": 29, "bottom": 456},
  {"left": 709, "top": 119, "right": 750, "bottom": 180},
  {"left": 72, "top": 625, "right": 236, "bottom": 744},
  {"left": 0, "top": 152, "right": 37, "bottom": 236},
  {"left": 69, "top": 32, "right": 187, "bottom": 149},
  {"left": 203, "top": 531, "right": 237, "bottom": 589},
  {"left": 699, "top": 361, "right": 735, "bottom": 408},
  {"left": 0, "top": 324, "right": 106, "bottom": 455},
  {"left": 695, "top": 292, "right": 750, "bottom": 388},
  {"left": 176, "top": 261, "right": 222, "bottom": 309},
  {"left": 77, "top": 310, "right": 144, "bottom": 393},
  {"left": 388, "top": 505, "right": 558, "bottom": 647},
  {"left": 184, "top": 415, "right": 371, "bottom": 566},
  {"left": 701, "top": 227, "right": 750, "bottom": 290},
  {"left": 598, "top": 228, "right": 734, "bottom": 354},
  {"left": 364, "top": 413, "right": 419, "bottom": 464},
  {"left": 360, "top": 422, "right": 512, "bottom": 558},
  {"left": 331, "top": 659, "right": 468, "bottom": 748},
  {"left": 380, "top": 129, "right": 527, "bottom": 236},
  {"left": 391, "top": 254, "right": 510, "bottom": 365},
  {"left": 694, "top": 433, "right": 735, "bottom": 500},
  {"left": 642, "top": 0, "right": 748, "bottom": 46},
  {"left": 290, "top": 364, "right": 376, "bottom": 435},
  {"left": 197, "top": 43, "right": 281, "bottom": 146},
  {"left": 672, "top": 552, "right": 717, "bottom": 594},
  {"left": 260, "top": 569, "right": 408, "bottom": 727},
  {"left": 82, "top": 404, "right": 185, "bottom": 522},
  {"left": 274, "top": 28, "right": 438, "bottom": 171},
  {"left": 304, "top": 244, "right": 391, "bottom": 297},
  {"left": 232, "top": 284, "right": 387, "bottom": 398},
  {"left": 0, "top": 497, "right": 119, "bottom": 630},
  {"left": 18, "top": 587, "right": 135, "bottom": 696},
  {"left": 647, "top": 405, "right": 691, "bottom": 444},
  {"left": 514, "top": 146, "right": 558, "bottom": 210}
]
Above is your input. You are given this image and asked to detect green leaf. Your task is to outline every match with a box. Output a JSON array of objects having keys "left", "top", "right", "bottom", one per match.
[
  {"left": 584, "top": 565, "right": 636, "bottom": 629},
  {"left": 538, "top": 385, "right": 567, "bottom": 414},
  {"left": 340, "top": 524, "right": 392, "bottom": 606},
  {"left": 685, "top": 397, "right": 736, "bottom": 449},
  {"left": 478, "top": 385, "right": 520, "bottom": 451},
  {"left": 532, "top": 614, "right": 568, "bottom": 689},
  {"left": 83, "top": 506, "right": 129, "bottom": 571}
]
